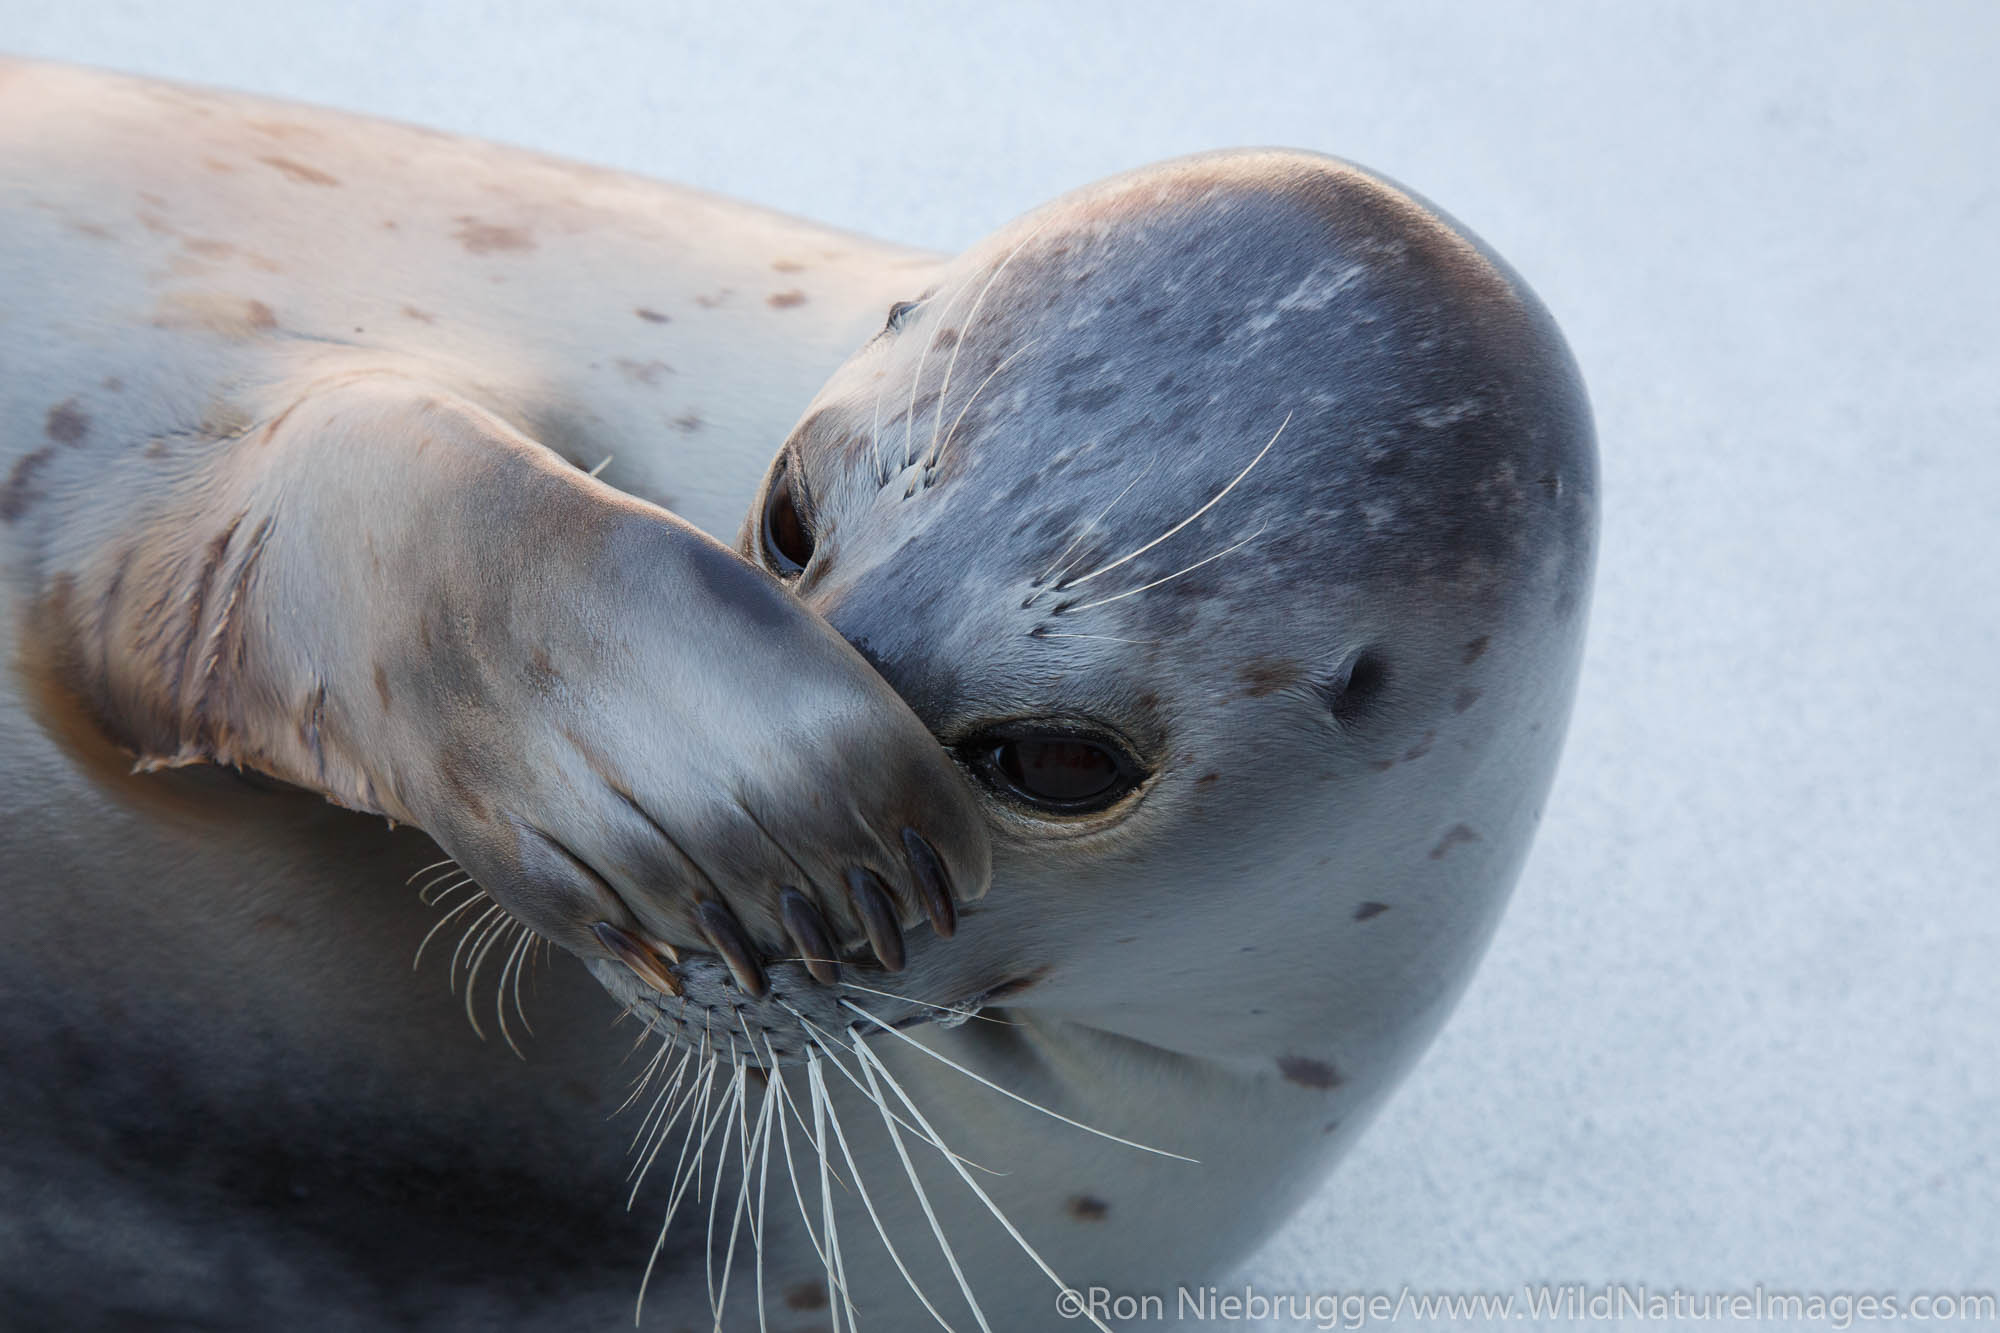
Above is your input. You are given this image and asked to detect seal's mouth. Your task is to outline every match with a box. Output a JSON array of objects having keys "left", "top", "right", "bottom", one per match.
[{"left": 581, "top": 907, "right": 1012, "bottom": 1066}]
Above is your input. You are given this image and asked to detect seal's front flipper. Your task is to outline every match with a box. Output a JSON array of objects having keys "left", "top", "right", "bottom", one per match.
[{"left": 28, "top": 371, "right": 987, "bottom": 986}]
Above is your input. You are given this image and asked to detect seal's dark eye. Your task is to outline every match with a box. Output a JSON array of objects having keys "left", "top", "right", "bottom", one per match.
[
  {"left": 761, "top": 469, "right": 814, "bottom": 575},
  {"left": 960, "top": 726, "right": 1145, "bottom": 815},
  {"left": 884, "top": 299, "right": 920, "bottom": 332}
]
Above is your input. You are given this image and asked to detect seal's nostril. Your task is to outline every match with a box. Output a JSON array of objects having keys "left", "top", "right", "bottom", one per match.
[
  {"left": 901, "top": 828, "right": 957, "bottom": 939},
  {"left": 779, "top": 888, "right": 841, "bottom": 985},
  {"left": 591, "top": 921, "right": 683, "bottom": 997},
  {"left": 844, "top": 868, "right": 906, "bottom": 972},
  {"left": 694, "top": 900, "right": 769, "bottom": 998}
]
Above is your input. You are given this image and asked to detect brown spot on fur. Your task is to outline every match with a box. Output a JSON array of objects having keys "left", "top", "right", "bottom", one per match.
[
  {"left": 1352, "top": 901, "right": 1390, "bottom": 921},
  {"left": 1067, "top": 1195, "right": 1109, "bottom": 1221},
  {"left": 1278, "top": 1056, "right": 1342, "bottom": 1090},
  {"left": 103, "top": 377, "right": 124, "bottom": 393},
  {"left": 673, "top": 412, "right": 704, "bottom": 433},
  {"left": 401, "top": 305, "right": 436, "bottom": 324},
  {"left": 183, "top": 237, "right": 235, "bottom": 259},
  {"left": 1323, "top": 1119, "right": 1342, "bottom": 1135},
  {"left": 614, "top": 359, "right": 673, "bottom": 386},
  {"left": 1, "top": 448, "right": 55, "bottom": 522},
  {"left": 772, "top": 258, "right": 805, "bottom": 273},
  {"left": 151, "top": 291, "right": 278, "bottom": 338},
  {"left": 1429, "top": 823, "right": 1480, "bottom": 859},
  {"left": 1453, "top": 687, "right": 1482, "bottom": 713},
  {"left": 1239, "top": 657, "right": 1301, "bottom": 698},
  {"left": 784, "top": 1283, "right": 828, "bottom": 1311},
  {"left": 766, "top": 289, "right": 808, "bottom": 309},
  {"left": 257, "top": 155, "right": 340, "bottom": 187},
  {"left": 526, "top": 646, "right": 559, "bottom": 693},
  {"left": 1368, "top": 758, "right": 1395, "bottom": 773},
  {"left": 634, "top": 306, "right": 670, "bottom": 324},
  {"left": 436, "top": 746, "right": 487, "bottom": 822},
  {"left": 1403, "top": 731, "right": 1435, "bottom": 761},
  {"left": 1196, "top": 772, "right": 1220, "bottom": 786},
  {"left": 201, "top": 156, "right": 236, "bottom": 174},
  {"left": 453, "top": 217, "right": 535, "bottom": 255},
  {"left": 45, "top": 400, "right": 90, "bottom": 446},
  {"left": 373, "top": 665, "right": 393, "bottom": 713},
  {"left": 66, "top": 220, "right": 115, "bottom": 241},
  {"left": 1463, "top": 635, "right": 1490, "bottom": 664},
  {"left": 694, "top": 290, "right": 731, "bottom": 309}
]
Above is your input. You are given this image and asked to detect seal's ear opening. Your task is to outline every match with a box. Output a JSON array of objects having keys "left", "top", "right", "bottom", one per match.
[
  {"left": 1318, "top": 650, "right": 1389, "bottom": 727},
  {"left": 761, "top": 466, "right": 815, "bottom": 576}
]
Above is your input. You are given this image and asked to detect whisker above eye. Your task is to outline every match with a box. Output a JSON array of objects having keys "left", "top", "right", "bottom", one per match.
[
  {"left": 1060, "top": 522, "right": 1269, "bottom": 615},
  {"left": 1060, "top": 411, "right": 1289, "bottom": 590}
]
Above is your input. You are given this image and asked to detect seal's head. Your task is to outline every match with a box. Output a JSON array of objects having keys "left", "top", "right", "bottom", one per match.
[{"left": 719, "top": 149, "right": 1597, "bottom": 1079}]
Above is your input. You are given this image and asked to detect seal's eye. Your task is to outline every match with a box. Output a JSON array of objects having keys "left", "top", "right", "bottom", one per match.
[
  {"left": 761, "top": 469, "right": 814, "bottom": 575},
  {"left": 884, "top": 299, "right": 920, "bottom": 333},
  {"left": 959, "top": 725, "right": 1145, "bottom": 815}
]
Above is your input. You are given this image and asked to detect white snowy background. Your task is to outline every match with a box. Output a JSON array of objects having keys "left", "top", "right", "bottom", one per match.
[{"left": 6, "top": 3, "right": 1995, "bottom": 1328}]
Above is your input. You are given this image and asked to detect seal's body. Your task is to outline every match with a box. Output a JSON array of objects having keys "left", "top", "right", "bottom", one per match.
[{"left": 1, "top": 61, "right": 1596, "bottom": 1331}]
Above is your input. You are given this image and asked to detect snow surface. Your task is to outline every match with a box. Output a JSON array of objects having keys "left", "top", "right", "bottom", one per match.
[{"left": 6, "top": 3, "right": 1994, "bottom": 1327}]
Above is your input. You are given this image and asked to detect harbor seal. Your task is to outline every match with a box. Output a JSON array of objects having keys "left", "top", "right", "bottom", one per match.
[{"left": 1, "top": 60, "right": 1596, "bottom": 1331}]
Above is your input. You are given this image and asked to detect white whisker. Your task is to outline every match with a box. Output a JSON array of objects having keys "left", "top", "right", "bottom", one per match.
[
  {"left": 1038, "top": 465, "right": 1155, "bottom": 589},
  {"left": 1063, "top": 523, "right": 1268, "bottom": 614},
  {"left": 782, "top": 1004, "right": 1004, "bottom": 1175},
  {"left": 841, "top": 1001, "right": 1196, "bottom": 1162},
  {"left": 849, "top": 1028, "right": 1116, "bottom": 1333},
  {"left": 901, "top": 282, "right": 975, "bottom": 473},
  {"left": 453, "top": 908, "right": 505, "bottom": 1008},
  {"left": 461, "top": 912, "right": 518, "bottom": 1042},
  {"left": 1061, "top": 412, "right": 1289, "bottom": 589},
  {"left": 809, "top": 1044, "right": 961, "bottom": 1332},
  {"left": 924, "top": 217, "right": 1054, "bottom": 466},
  {"left": 412, "top": 887, "right": 488, "bottom": 970},
  {"left": 752, "top": 1068, "right": 777, "bottom": 1333},
  {"left": 414, "top": 860, "right": 472, "bottom": 904},
  {"left": 850, "top": 1024, "right": 992, "bottom": 1333},
  {"left": 405, "top": 855, "right": 458, "bottom": 886},
  {"left": 628, "top": 1046, "right": 707, "bottom": 1201},
  {"left": 760, "top": 1041, "right": 840, "bottom": 1285},
  {"left": 1030, "top": 632, "right": 1161, "bottom": 645},
  {"left": 810, "top": 1051, "right": 860, "bottom": 1333},
  {"left": 618, "top": 1039, "right": 672, "bottom": 1117},
  {"left": 928, "top": 339, "right": 1039, "bottom": 475},
  {"left": 636, "top": 1055, "right": 732, "bottom": 1323},
  {"left": 494, "top": 923, "right": 535, "bottom": 1057},
  {"left": 447, "top": 901, "right": 505, "bottom": 994},
  {"left": 620, "top": 1038, "right": 688, "bottom": 1130},
  {"left": 833, "top": 977, "right": 1017, "bottom": 1027},
  {"left": 705, "top": 1063, "right": 750, "bottom": 1329}
]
